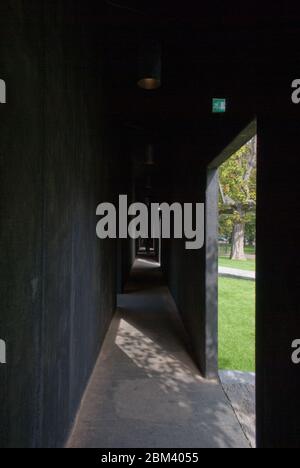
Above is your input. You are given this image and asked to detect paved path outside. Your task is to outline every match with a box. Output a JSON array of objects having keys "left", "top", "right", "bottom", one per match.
[
  {"left": 67, "top": 260, "right": 250, "bottom": 448},
  {"left": 219, "top": 371, "right": 256, "bottom": 448},
  {"left": 219, "top": 266, "right": 255, "bottom": 281}
]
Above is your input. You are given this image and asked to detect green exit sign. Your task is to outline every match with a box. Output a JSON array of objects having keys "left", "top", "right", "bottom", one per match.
[{"left": 212, "top": 98, "right": 226, "bottom": 113}]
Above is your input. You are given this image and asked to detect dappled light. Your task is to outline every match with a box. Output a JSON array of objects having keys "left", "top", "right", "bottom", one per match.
[
  {"left": 116, "top": 319, "right": 202, "bottom": 393},
  {"left": 68, "top": 259, "right": 250, "bottom": 448}
]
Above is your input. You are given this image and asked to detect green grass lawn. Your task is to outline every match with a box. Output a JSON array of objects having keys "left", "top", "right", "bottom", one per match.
[
  {"left": 219, "top": 256, "right": 256, "bottom": 272},
  {"left": 219, "top": 277, "right": 255, "bottom": 372},
  {"left": 244, "top": 246, "right": 256, "bottom": 255},
  {"left": 218, "top": 244, "right": 256, "bottom": 257}
]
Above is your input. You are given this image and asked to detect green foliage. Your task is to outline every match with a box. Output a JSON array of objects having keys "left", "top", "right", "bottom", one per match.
[
  {"left": 219, "top": 215, "right": 233, "bottom": 240},
  {"left": 219, "top": 137, "right": 257, "bottom": 244},
  {"left": 245, "top": 212, "right": 256, "bottom": 246},
  {"left": 219, "top": 140, "right": 256, "bottom": 211}
]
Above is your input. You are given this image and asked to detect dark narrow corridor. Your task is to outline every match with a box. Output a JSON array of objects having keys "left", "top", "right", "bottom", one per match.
[
  {"left": 67, "top": 259, "right": 249, "bottom": 448},
  {"left": 1, "top": 1, "right": 300, "bottom": 449}
]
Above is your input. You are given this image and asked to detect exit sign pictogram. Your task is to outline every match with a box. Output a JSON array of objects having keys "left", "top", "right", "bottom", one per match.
[{"left": 212, "top": 98, "right": 226, "bottom": 113}]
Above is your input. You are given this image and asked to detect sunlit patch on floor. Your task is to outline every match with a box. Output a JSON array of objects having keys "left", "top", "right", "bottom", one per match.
[{"left": 116, "top": 319, "right": 202, "bottom": 394}]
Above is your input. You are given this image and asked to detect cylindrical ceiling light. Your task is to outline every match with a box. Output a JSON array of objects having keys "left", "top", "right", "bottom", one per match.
[
  {"left": 138, "top": 39, "right": 162, "bottom": 90},
  {"left": 145, "top": 144, "right": 155, "bottom": 166}
]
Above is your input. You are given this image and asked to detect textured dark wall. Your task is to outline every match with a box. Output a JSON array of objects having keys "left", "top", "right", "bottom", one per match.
[
  {"left": 162, "top": 130, "right": 252, "bottom": 378},
  {"left": 256, "top": 115, "right": 300, "bottom": 448},
  {"left": 1, "top": 0, "right": 299, "bottom": 451},
  {"left": 0, "top": 1, "right": 118, "bottom": 448},
  {"left": 161, "top": 145, "right": 207, "bottom": 375},
  {"left": 163, "top": 106, "right": 300, "bottom": 446}
]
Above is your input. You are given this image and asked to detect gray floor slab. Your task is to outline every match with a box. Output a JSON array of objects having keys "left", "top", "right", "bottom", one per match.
[
  {"left": 67, "top": 260, "right": 250, "bottom": 449},
  {"left": 219, "top": 371, "right": 256, "bottom": 448}
]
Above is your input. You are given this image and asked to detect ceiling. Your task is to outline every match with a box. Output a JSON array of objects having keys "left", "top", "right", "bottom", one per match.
[
  {"left": 98, "top": 1, "right": 299, "bottom": 135},
  {"left": 82, "top": 1, "right": 299, "bottom": 197}
]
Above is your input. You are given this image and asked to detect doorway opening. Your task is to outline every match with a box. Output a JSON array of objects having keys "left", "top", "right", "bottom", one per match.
[
  {"left": 206, "top": 120, "right": 257, "bottom": 447},
  {"left": 217, "top": 135, "right": 257, "bottom": 447},
  {"left": 218, "top": 136, "right": 256, "bottom": 372}
]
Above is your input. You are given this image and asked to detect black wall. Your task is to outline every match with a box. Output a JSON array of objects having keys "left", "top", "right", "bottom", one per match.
[
  {"left": 162, "top": 144, "right": 208, "bottom": 375},
  {"left": 162, "top": 124, "right": 255, "bottom": 379},
  {"left": 163, "top": 87, "right": 300, "bottom": 447},
  {"left": 254, "top": 49, "right": 300, "bottom": 447},
  {"left": 256, "top": 114, "right": 300, "bottom": 447},
  {"left": 1, "top": 0, "right": 300, "bottom": 450},
  {"left": 0, "top": 1, "right": 120, "bottom": 448}
]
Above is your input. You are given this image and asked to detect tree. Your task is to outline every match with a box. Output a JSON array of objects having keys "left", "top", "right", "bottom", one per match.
[
  {"left": 245, "top": 212, "right": 256, "bottom": 247},
  {"left": 219, "top": 137, "right": 256, "bottom": 260}
]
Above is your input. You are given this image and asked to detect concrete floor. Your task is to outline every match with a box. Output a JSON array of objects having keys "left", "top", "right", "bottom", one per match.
[
  {"left": 219, "top": 371, "right": 256, "bottom": 448},
  {"left": 67, "top": 259, "right": 249, "bottom": 448}
]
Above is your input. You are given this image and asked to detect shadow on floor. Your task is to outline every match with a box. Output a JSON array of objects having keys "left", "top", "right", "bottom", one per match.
[{"left": 67, "top": 259, "right": 250, "bottom": 448}]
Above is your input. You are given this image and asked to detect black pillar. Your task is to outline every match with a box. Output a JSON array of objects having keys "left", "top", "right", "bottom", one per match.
[
  {"left": 256, "top": 112, "right": 300, "bottom": 447},
  {"left": 204, "top": 169, "right": 219, "bottom": 378}
]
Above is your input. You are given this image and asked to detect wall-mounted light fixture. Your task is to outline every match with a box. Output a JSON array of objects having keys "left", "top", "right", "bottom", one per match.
[{"left": 138, "top": 40, "right": 162, "bottom": 90}]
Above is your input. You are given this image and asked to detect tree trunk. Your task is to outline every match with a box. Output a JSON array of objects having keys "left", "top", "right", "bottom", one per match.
[{"left": 231, "top": 222, "right": 246, "bottom": 260}]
